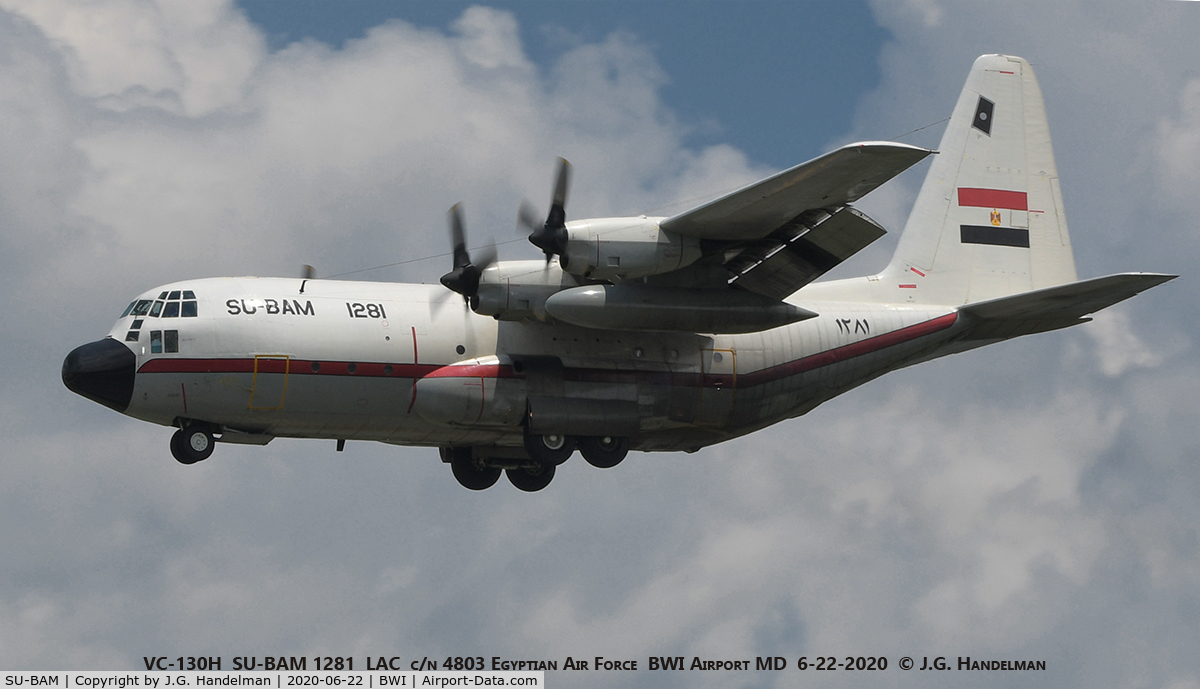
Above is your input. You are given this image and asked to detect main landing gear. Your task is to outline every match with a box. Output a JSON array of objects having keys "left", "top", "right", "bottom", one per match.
[
  {"left": 443, "top": 447, "right": 502, "bottom": 491},
  {"left": 170, "top": 424, "right": 215, "bottom": 465},
  {"left": 444, "top": 430, "right": 632, "bottom": 492},
  {"left": 577, "top": 435, "right": 629, "bottom": 468},
  {"left": 523, "top": 431, "right": 575, "bottom": 466},
  {"left": 506, "top": 464, "right": 555, "bottom": 492}
]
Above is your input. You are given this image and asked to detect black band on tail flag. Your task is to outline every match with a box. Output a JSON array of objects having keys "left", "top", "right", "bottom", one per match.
[{"left": 960, "top": 224, "right": 1029, "bottom": 248}]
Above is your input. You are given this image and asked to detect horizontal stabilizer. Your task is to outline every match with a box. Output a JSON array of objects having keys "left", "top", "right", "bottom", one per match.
[
  {"left": 662, "top": 142, "right": 932, "bottom": 240},
  {"left": 957, "top": 272, "right": 1176, "bottom": 339}
]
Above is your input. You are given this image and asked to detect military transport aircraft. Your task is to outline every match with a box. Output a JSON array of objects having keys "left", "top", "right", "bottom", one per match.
[{"left": 63, "top": 55, "right": 1174, "bottom": 491}]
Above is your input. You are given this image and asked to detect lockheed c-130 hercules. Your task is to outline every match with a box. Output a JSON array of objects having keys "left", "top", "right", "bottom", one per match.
[{"left": 63, "top": 55, "right": 1174, "bottom": 491}]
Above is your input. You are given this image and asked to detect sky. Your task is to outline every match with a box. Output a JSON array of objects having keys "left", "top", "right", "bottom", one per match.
[{"left": 2, "top": 0, "right": 1199, "bottom": 686}]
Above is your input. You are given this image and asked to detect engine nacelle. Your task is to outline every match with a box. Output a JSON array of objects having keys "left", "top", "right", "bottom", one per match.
[
  {"left": 543, "top": 283, "right": 817, "bottom": 333},
  {"left": 472, "top": 260, "right": 577, "bottom": 322},
  {"left": 559, "top": 217, "right": 702, "bottom": 281}
]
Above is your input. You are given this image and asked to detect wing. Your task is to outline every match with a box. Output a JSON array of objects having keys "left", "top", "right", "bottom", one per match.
[
  {"left": 661, "top": 141, "right": 933, "bottom": 240},
  {"left": 722, "top": 206, "right": 888, "bottom": 300},
  {"left": 655, "top": 142, "right": 932, "bottom": 300}
]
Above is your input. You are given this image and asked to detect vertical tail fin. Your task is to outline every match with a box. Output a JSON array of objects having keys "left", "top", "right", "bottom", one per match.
[{"left": 883, "top": 54, "right": 1077, "bottom": 305}]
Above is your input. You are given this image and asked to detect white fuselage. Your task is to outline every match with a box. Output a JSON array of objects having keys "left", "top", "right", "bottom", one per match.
[{"left": 104, "top": 274, "right": 963, "bottom": 454}]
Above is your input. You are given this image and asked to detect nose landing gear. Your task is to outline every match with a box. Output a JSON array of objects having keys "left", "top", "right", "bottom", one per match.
[{"left": 170, "top": 424, "right": 215, "bottom": 465}]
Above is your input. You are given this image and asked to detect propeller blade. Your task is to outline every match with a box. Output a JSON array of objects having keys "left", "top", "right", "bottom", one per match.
[
  {"left": 475, "top": 242, "right": 498, "bottom": 272},
  {"left": 547, "top": 157, "right": 571, "bottom": 231},
  {"left": 525, "top": 158, "right": 572, "bottom": 260},
  {"left": 301, "top": 265, "right": 316, "bottom": 279},
  {"left": 517, "top": 200, "right": 541, "bottom": 233},
  {"left": 448, "top": 204, "right": 470, "bottom": 270},
  {"left": 439, "top": 204, "right": 494, "bottom": 300},
  {"left": 429, "top": 288, "right": 455, "bottom": 318}
]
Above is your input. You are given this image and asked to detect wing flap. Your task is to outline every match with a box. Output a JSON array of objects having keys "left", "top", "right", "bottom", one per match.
[
  {"left": 727, "top": 206, "right": 887, "bottom": 299},
  {"left": 661, "top": 141, "right": 933, "bottom": 240}
]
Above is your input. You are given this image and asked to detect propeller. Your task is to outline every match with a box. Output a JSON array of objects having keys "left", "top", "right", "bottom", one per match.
[
  {"left": 519, "top": 158, "right": 571, "bottom": 263},
  {"left": 439, "top": 204, "right": 496, "bottom": 303}
]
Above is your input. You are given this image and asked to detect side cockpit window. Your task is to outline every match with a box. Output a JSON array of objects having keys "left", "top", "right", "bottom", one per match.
[
  {"left": 149, "top": 330, "right": 179, "bottom": 353},
  {"left": 129, "top": 300, "right": 153, "bottom": 317}
]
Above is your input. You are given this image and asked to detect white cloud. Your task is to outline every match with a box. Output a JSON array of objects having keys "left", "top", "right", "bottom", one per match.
[
  {"left": 3, "top": 2, "right": 1200, "bottom": 686},
  {"left": 0, "top": 0, "right": 263, "bottom": 115},
  {"left": 1083, "top": 307, "right": 1180, "bottom": 377},
  {"left": 1156, "top": 78, "right": 1200, "bottom": 204}
]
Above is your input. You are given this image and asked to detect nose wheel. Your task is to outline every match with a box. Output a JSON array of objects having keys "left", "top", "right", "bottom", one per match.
[{"left": 170, "top": 425, "right": 214, "bottom": 465}]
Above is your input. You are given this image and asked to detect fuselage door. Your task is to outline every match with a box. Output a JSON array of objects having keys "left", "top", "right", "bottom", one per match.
[
  {"left": 696, "top": 348, "right": 736, "bottom": 426},
  {"left": 249, "top": 355, "right": 290, "bottom": 410}
]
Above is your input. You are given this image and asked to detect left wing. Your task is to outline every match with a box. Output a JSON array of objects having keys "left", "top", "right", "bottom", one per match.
[
  {"left": 722, "top": 206, "right": 887, "bottom": 300},
  {"left": 661, "top": 141, "right": 933, "bottom": 240},
  {"left": 656, "top": 142, "right": 932, "bottom": 300}
]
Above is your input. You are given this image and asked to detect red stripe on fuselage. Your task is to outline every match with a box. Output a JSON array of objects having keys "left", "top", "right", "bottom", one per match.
[
  {"left": 957, "top": 188, "right": 1028, "bottom": 210},
  {"left": 422, "top": 364, "right": 519, "bottom": 379},
  {"left": 739, "top": 312, "right": 958, "bottom": 387},
  {"left": 138, "top": 358, "right": 441, "bottom": 379},
  {"left": 136, "top": 313, "right": 959, "bottom": 389}
]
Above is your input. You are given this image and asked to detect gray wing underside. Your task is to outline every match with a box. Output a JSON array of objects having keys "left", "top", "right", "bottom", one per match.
[
  {"left": 653, "top": 141, "right": 933, "bottom": 299},
  {"left": 661, "top": 141, "right": 934, "bottom": 241}
]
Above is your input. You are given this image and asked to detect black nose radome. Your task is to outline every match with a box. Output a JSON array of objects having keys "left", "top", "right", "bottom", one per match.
[{"left": 63, "top": 338, "right": 136, "bottom": 413}]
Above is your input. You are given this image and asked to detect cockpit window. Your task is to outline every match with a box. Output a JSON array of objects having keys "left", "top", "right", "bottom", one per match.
[
  {"left": 136, "top": 291, "right": 200, "bottom": 318},
  {"left": 128, "top": 291, "right": 197, "bottom": 319}
]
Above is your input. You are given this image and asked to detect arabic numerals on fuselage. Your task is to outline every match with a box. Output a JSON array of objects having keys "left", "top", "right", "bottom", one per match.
[{"left": 345, "top": 302, "right": 386, "bottom": 319}]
